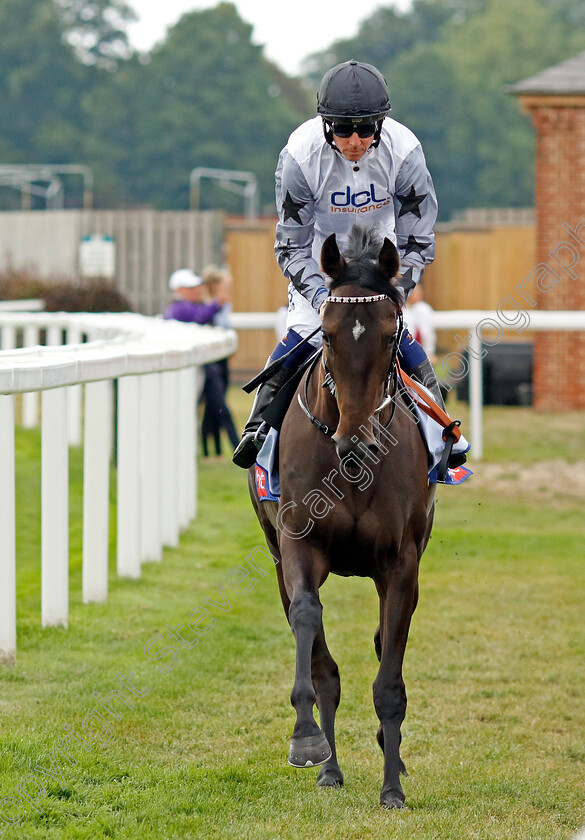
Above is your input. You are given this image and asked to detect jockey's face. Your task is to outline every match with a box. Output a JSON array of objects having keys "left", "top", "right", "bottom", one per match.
[{"left": 332, "top": 131, "right": 375, "bottom": 162}]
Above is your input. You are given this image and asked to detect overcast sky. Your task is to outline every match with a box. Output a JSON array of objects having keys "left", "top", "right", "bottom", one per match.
[{"left": 126, "top": 0, "right": 410, "bottom": 76}]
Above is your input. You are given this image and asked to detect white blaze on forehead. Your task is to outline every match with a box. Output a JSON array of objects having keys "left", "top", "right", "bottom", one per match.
[{"left": 352, "top": 319, "right": 365, "bottom": 341}]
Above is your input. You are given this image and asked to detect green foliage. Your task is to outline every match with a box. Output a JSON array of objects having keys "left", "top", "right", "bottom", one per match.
[
  {"left": 0, "top": 270, "right": 130, "bottom": 311},
  {"left": 0, "top": 268, "right": 52, "bottom": 300},
  {"left": 1, "top": 0, "right": 585, "bottom": 214},
  {"left": 304, "top": 0, "right": 490, "bottom": 84},
  {"left": 308, "top": 0, "right": 585, "bottom": 218},
  {"left": 43, "top": 279, "right": 131, "bottom": 312},
  {"left": 107, "top": 3, "right": 310, "bottom": 210},
  {"left": 56, "top": 0, "right": 137, "bottom": 69},
  {"left": 415, "top": 0, "right": 585, "bottom": 213},
  {"left": 0, "top": 0, "right": 89, "bottom": 169}
]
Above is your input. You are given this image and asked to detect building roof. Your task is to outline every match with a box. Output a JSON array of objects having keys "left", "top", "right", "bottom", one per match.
[{"left": 509, "top": 51, "right": 585, "bottom": 96}]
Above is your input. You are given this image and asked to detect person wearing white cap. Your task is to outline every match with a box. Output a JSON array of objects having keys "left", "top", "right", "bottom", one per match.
[{"left": 164, "top": 268, "right": 228, "bottom": 324}]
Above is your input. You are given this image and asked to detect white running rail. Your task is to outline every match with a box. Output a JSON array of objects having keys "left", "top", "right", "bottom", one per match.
[
  {"left": 0, "top": 311, "right": 237, "bottom": 665},
  {"left": 231, "top": 309, "right": 585, "bottom": 462}
]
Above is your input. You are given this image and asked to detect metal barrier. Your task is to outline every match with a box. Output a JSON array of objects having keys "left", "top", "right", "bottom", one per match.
[{"left": 0, "top": 312, "right": 237, "bottom": 665}]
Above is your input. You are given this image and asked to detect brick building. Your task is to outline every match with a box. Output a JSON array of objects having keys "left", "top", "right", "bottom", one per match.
[{"left": 510, "top": 52, "right": 585, "bottom": 409}]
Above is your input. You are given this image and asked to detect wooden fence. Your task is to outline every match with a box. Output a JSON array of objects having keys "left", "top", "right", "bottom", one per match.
[
  {"left": 0, "top": 208, "right": 537, "bottom": 374},
  {"left": 0, "top": 209, "right": 224, "bottom": 316},
  {"left": 225, "top": 220, "right": 288, "bottom": 377},
  {"left": 224, "top": 217, "right": 537, "bottom": 376}
]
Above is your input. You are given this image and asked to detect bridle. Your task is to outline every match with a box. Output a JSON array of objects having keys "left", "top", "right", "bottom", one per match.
[{"left": 297, "top": 293, "right": 404, "bottom": 437}]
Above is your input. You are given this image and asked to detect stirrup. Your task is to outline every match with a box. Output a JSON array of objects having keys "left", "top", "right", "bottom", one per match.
[
  {"left": 232, "top": 424, "right": 268, "bottom": 469},
  {"left": 436, "top": 421, "right": 463, "bottom": 482}
]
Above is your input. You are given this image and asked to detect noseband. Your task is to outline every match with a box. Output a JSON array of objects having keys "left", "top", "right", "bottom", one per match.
[{"left": 297, "top": 293, "right": 404, "bottom": 437}]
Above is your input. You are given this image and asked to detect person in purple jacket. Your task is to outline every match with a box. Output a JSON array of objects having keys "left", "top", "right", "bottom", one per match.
[
  {"left": 164, "top": 268, "right": 228, "bottom": 323},
  {"left": 164, "top": 267, "right": 238, "bottom": 459}
]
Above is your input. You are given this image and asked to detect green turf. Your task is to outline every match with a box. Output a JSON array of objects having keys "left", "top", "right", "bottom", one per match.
[{"left": 1, "top": 399, "right": 584, "bottom": 839}]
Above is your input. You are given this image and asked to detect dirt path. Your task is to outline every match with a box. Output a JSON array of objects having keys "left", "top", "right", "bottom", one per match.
[{"left": 465, "top": 459, "right": 585, "bottom": 501}]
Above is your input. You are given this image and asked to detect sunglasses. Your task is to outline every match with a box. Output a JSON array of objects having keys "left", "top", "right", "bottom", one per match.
[{"left": 330, "top": 122, "right": 377, "bottom": 138}]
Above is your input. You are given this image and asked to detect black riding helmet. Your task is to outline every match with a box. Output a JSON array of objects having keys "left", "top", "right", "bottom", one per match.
[{"left": 317, "top": 60, "right": 391, "bottom": 149}]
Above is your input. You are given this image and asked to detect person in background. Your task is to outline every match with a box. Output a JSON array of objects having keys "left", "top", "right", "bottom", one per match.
[
  {"left": 274, "top": 304, "right": 288, "bottom": 342},
  {"left": 404, "top": 282, "right": 437, "bottom": 364},
  {"left": 164, "top": 268, "right": 227, "bottom": 324},
  {"left": 199, "top": 266, "right": 239, "bottom": 458},
  {"left": 164, "top": 267, "right": 237, "bottom": 458}
]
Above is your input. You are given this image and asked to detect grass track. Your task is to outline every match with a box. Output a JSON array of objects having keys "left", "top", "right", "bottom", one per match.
[{"left": 1, "top": 398, "right": 585, "bottom": 839}]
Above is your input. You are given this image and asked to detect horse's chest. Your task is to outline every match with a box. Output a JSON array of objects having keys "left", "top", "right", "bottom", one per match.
[{"left": 324, "top": 510, "right": 396, "bottom": 577}]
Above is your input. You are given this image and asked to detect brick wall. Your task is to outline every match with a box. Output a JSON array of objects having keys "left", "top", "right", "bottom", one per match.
[{"left": 529, "top": 104, "right": 585, "bottom": 409}]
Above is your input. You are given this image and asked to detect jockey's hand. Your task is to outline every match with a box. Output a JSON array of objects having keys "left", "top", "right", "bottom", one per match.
[{"left": 312, "top": 287, "right": 329, "bottom": 311}]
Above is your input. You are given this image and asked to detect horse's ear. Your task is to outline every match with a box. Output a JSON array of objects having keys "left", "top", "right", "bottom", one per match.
[
  {"left": 378, "top": 238, "right": 400, "bottom": 280},
  {"left": 321, "top": 234, "right": 346, "bottom": 280}
]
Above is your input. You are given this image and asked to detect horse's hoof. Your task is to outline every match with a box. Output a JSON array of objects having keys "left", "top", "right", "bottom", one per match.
[
  {"left": 399, "top": 758, "right": 409, "bottom": 777},
  {"left": 317, "top": 765, "right": 344, "bottom": 787},
  {"left": 288, "top": 731, "right": 332, "bottom": 768},
  {"left": 380, "top": 790, "right": 406, "bottom": 810}
]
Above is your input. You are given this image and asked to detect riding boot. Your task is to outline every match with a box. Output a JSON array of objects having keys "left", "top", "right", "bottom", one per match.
[
  {"left": 232, "top": 363, "right": 291, "bottom": 468},
  {"left": 409, "top": 359, "right": 467, "bottom": 470},
  {"left": 409, "top": 358, "right": 446, "bottom": 410},
  {"left": 233, "top": 328, "right": 319, "bottom": 469}
]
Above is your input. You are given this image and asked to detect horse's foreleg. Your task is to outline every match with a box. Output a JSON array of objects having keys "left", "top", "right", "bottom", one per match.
[
  {"left": 373, "top": 553, "right": 419, "bottom": 809},
  {"left": 279, "top": 536, "right": 332, "bottom": 769},
  {"left": 286, "top": 584, "right": 332, "bottom": 767},
  {"left": 311, "top": 629, "right": 343, "bottom": 786}
]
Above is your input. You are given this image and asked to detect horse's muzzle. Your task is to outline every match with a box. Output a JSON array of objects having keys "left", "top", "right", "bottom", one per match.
[{"left": 332, "top": 433, "right": 379, "bottom": 469}]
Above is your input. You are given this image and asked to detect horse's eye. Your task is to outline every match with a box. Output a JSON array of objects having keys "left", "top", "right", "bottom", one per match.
[
  {"left": 385, "top": 332, "right": 395, "bottom": 349},
  {"left": 322, "top": 332, "right": 331, "bottom": 348}
]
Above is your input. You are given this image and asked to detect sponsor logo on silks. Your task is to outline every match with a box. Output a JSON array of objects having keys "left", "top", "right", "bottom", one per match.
[{"left": 330, "top": 183, "right": 392, "bottom": 214}]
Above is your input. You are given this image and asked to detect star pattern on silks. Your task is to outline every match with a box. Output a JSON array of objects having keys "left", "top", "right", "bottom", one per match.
[
  {"left": 280, "top": 238, "right": 293, "bottom": 261},
  {"left": 282, "top": 190, "right": 306, "bottom": 224},
  {"left": 395, "top": 184, "right": 428, "bottom": 219},
  {"left": 289, "top": 267, "right": 308, "bottom": 294},
  {"left": 402, "top": 235, "right": 429, "bottom": 257}
]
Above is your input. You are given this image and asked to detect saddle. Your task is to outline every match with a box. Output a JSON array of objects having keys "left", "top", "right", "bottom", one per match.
[{"left": 253, "top": 356, "right": 472, "bottom": 503}]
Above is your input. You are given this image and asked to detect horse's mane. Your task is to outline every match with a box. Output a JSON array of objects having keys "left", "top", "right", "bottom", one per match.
[{"left": 328, "top": 225, "right": 403, "bottom": 306}]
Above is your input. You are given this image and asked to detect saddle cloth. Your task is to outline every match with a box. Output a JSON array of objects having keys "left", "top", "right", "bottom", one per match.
[{"left": 254, "top": 384, "right": 472, "bottom": 503}]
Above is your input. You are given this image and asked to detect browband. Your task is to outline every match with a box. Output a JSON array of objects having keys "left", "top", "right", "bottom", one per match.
[{"left": 323, "top": 293, "right": 390, "bottom": 305}]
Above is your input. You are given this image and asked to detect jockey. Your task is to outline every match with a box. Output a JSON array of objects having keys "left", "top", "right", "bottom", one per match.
[{"left": 233, "top": 59, "right": 461, "bottom": 470}]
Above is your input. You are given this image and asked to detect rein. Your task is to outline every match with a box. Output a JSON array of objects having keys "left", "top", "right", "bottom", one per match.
[
  {"left": 297, "top": 353, "right": 336, "bottom": 436},
  {"left": 298, "top": 293, "right": 404, "bottom": 438}
]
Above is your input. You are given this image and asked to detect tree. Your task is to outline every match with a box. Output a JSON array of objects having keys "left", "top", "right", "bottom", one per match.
[
  {"left": 427, "top": 0, "right": 585, "bottom": 213},
  {"left": 307, "top": 0, "right": 585, "bottom": 218},
  {"left": 304, "top": 0, "right": 490, "bottom": 85},
  {"left": 106, "top": 2, "right": 311, "bottom": 210},
  {"left": 56, "top": 0, "right": 137, "bottom": 70},
  {"left": 0, "top": 0, "right": 89, "bottom": 168}
]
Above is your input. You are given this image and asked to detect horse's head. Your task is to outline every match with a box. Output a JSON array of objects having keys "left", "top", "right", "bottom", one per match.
[{"left": 320, "top": 226, "right": 403, "bottom": 466}]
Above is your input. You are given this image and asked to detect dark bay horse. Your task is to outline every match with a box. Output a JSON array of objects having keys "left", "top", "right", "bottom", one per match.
[{"left": 249, "top": 227, "right": 435, "bottom": 809}]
